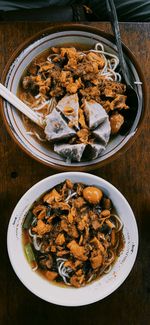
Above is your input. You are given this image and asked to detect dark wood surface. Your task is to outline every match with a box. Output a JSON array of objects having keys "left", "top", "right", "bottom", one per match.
[{"left": 0, "top": 22, "right": 149, "bottom": 325}]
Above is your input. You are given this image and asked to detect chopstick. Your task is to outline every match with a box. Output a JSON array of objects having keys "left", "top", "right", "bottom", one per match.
[
  {"left": 106, "top": 0, "right": 129, "bottom": 85},
  {"left": 0, "top": 83, "right": 44, "bottom": 128}
]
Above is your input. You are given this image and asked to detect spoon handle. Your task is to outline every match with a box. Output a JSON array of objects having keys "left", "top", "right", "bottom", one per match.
[{"left": 0, "top": 83, "right": 44, "bottom": 128}]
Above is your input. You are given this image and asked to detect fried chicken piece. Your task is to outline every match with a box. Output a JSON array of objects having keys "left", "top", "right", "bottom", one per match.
[
  {"left": 90, "top": 237, "right": 105, "bottom": 253},
  {"left": 66, "top": 78, "right": 82, "bottom": 94},
  {"left": 45, "top": 271, "right": 58, "bottom": 281},
  {"left": 86, "top": 52, "right": 105, "bottom": 68},
  {"left": 74, "top": 197, "right": 86, "bottom": 208},
  {"left": 67, "top": 240, "right": 88, "bottom": 261},
  {"left": 110, "top": 113, "right": 124, "bottom": 134},
  {"left": 110, "top": 95, "right": 128, "bottom": 110},
  {"left": 80, "top": 86, "right": 100, "bottom": 100},
  {"left": 70, "top": 274, "right": 85, "bottom": 288},
  {"left": 43, "top": 189, "right": 61, "bottom": 204},
  {"left": 55, "top": 233, "right": 66, "bottom": 246},
  {"left": 32, "top": 220, "right": 51, "bottom": 236},
  {"left": 90, "top": 250, "right": 103, "bottom": 269}
]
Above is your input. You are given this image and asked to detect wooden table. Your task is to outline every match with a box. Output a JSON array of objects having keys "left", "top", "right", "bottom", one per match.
[{"left": 0, "top": 22, "right": 149, "bottom": 325}]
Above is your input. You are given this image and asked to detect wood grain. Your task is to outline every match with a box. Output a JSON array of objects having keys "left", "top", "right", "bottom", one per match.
[{"left": 0, "top": 22, "right": 150, "bottom": 325}]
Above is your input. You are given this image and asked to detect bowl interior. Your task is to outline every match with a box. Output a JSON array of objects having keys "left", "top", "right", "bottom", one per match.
[
  {"left": 7, "top": 172, "right": 138, "bottom": 306},
  {"left": 2, "top": 26, "right": 144, "bottom": 170}
]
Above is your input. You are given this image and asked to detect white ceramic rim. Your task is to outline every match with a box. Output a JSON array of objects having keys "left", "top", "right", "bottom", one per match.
[
  {"left": 7, "top": 172, "right": 139, "bottom": 306},
  {"left": 3, "top": 29, "right": 143, "bottom": 169}
]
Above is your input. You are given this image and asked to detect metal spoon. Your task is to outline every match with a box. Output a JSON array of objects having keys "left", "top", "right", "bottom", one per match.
[{"left": 106, "top": 0, "right": 139, "bottom": 134}]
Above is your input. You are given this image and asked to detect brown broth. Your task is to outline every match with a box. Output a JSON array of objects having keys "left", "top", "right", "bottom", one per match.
[{"left": 22, "top": 181, "right": 125, "bottom": 288}]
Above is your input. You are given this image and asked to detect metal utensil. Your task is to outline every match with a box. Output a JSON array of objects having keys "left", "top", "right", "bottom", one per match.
[{"left": 106, "top": 0, "right": 139, "bottom": 134}]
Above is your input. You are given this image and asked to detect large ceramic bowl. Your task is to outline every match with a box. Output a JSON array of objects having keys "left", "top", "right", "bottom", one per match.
[
  {"left": 1, "top": 24, "right": 146, "bottom": 170},
  {"left": 7, "top": 172, "right": 138, "bottom": 306}
]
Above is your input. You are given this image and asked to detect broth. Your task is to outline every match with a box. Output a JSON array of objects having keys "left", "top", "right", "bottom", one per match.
[
  {"left": 17, "top": 43, "right": 129, "bottom": 162},
  {"left": 22, "top": 180, "right": 125, "bottom": 288}
]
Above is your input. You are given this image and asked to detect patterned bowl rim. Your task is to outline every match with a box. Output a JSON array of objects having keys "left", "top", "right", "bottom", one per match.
[{"left": 0, "top": 23, "right": 148, "bottom": 171}]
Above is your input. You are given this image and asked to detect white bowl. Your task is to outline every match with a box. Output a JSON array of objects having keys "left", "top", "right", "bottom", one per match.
[
  {"left": 1, "top": 24, "right": 146, "bottom": 171},
  {"left": 7, "top": 172, "right": 138, "bottom": 306}
]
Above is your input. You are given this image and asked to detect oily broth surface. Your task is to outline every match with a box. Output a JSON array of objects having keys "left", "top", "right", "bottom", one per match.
[
  {"left": 17, "top": 44, "right": 93, "bottom": 151},
  {"left": 22, "top": 181, "right": 125, "bottom": 288}
]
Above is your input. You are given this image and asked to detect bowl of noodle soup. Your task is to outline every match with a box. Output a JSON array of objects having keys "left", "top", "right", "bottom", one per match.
[
  {"left": 1, "top": 24, "right": 146, "bottom": 170},
  {"left": 7, "top": 172, "right": 138, "bottom": 306}
]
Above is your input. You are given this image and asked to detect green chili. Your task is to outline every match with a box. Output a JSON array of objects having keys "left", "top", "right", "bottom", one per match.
[
  {"left": 22, "top": 211, "right": 33, "bottom": 230},
  {"left": 25, "top": 242, "right": 36, "bottom": 263}
]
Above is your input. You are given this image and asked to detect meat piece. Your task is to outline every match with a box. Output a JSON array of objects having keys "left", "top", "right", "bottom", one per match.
[
  {"left": 103, "top": 198, "right": 111, "bottom": 210},
  {"left": 110, "top": 95, "right": 128, "bottom": 110},
  {"left": 90, "top": 237, "right": 105, "bottom": 253},
  {"left": 110, "top": 113, "right": 124, "bottom": 134},
  {"left": 78, "top": 108, "right": 88, "bottom": 129},
  {"left": 74, "top": 197, "right": 86, "bottom": 209},
  {"left": 38, "top": 62, "right": 54, "bottom": 73},
  {"left": 111, "top": 229, "right": 116, "bottom": 246},
  {"left": 104, "top": 88, "right": 116, "bottom": 98},
  {"left": 70, "top": 274, "right": 85, "bottom": 288},
  {"left": 60, "top": 220, "right": 68, "bottom": 232},
  {"left": 76, "top": 183, "right": 84, "bottom": 196},
  {"left": 74, "top": 260, "right": 83, "bottom": 268},
  {"left": 39, "top": 85, "right": 50, "bottom": 95},
  {"left": 68, "top": 224, "right": 79, "bottom": 238},
  {"left": 105, "top": 219, "right": 115, "bottom": 229},
  {"left": 64, "top": 260, "right": 76, "bottom": 270},
  {"left": 57, "top": 250, "right": 70, "bottom": 257},
  {"left": 102, "top": 80, "right": 126, "bottom": 97},
  {"left": 66, "top": 78, "right": 82, "bottom": 94},
  {"left": 60, "top": 47, "right": 77, "bottom": 59},
  {"left": 77, "top": 219, "right": 86, "bottom": 231},
  {"left": 50, "top": 86, "right": 65, "bottom": 97},
  {"left": 67, "top": 207, "right": 76, "bottom": 223},
  {"left": 51, "top": 202, "right": 70, "bottom": 211},
  {"left": 51, "top": 245, "right": 56, "bottom": 252},
  {"left": 101, "top": 100, "right": 112, "bottom": 113},
  {"left": 92, "top": 219, "right": 101, "bottom": 230},
  {"left": 77, "top": 129, "right": 90, "bottom": 144},
  {"left": 33, "top": 205, "right": 46, "bottom": 218},
  {"left": 101, "top": 210, "right": 111, "bottom": 218},
  {"left": 45, "top": 271, "right": 58, "bottom": 281},
  {"left": 86, "top": 52, "right": 105, "bottom": 68},
  {"left": 67, "top": 240, "right": 88, "bottom": 261},
  {"left": 66, "top": 179, "right": 73, "bottom": 189},
  {"left": 90, "top": 251, "right": 103, "bottom": 269},
  {"left": 51, "top": 47, "right": 60, "bottom": 54},
  {"left": 39, "top": 254, "right": 53, "bottom": 269},
  {"left": 32, "top": 220, "right": 51, "bottom": 236},
  {"left": 22, "top": 76, "right": 38, "bottom": 91},
  {"left": 27, "top": 62, "right": 39, "bottom": 76},
  {"left": 55, "top": 233, "right": 65, "bottom": 245},
  {"left": 43, "top": 188, "right": 61, "bottom": 204},
  {"left": 80, "top": 86, "right": 100, "bottom": 100}
]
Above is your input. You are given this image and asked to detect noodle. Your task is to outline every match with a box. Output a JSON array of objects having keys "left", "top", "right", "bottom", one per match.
[
  {"left": 22, "top": 180, "right": 124, "bottom": 288},
  {"left": 18, "top": 42, "right": 129, "bottom": 149}
]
